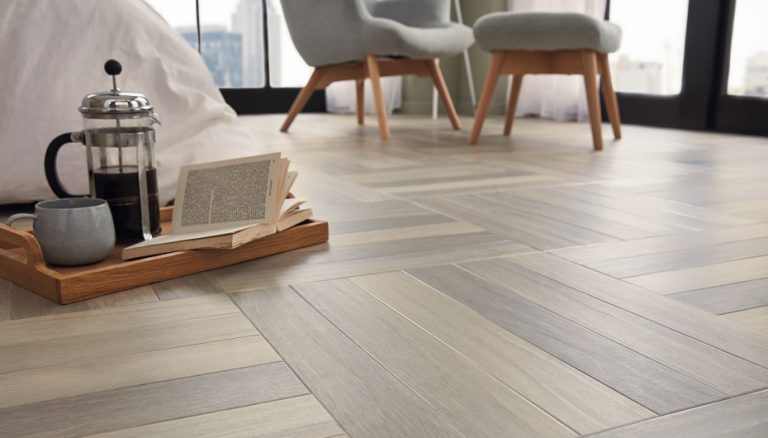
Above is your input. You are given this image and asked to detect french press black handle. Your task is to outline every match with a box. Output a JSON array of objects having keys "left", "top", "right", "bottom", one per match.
[{"left": 44, "top": 132, "right": 84, "bottom": 198}]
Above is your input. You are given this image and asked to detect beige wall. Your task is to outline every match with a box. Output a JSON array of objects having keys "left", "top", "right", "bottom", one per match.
[{"left": 400, "top": 0, "right": 508, "bottom": 116}]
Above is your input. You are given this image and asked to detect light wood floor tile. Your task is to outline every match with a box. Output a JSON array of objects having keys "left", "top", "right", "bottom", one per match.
[
  {"left": 627, "top": 175, "right": 768, "bottom": 208},
  {"left": 86, "top": 286, "right": 158, "bottom": 309},
  {"left": 553, "top": 223, "right": 768, "bottom": 266},
  {"left": 723, "top": 306, "right": 768, "bottom": 331},
  {"left": 292, "top": 167, "right": 394, "bottom": 204},
  {"left": 626, "top": 255, "right": 768, "bottom": 295},
  {"left": 459, "top": 258, "right": 768, "bottom": 396},
  {"left": 330, "top": 221, "right": 484, "bottom": 247},
  {"left": 0, "top": 278, "right": 10, "bottom": 321},
  {"left": 215, "top": 231, "right": 530, "bottom": 292},
  {"left": 714, "top": 199, "right": 768, "bottom": 221},
  {"left": 295, "top": 278, "right": 575, "bottom": 437},
  {"left": 407, "top": 265, "right": 725, "bottom": 414},
  {"left": 8, "top": 284, "right": 89, "bottom": 320},
  {"left": 466, "top": 192, "right": 623, "bottom": 244},
  {"left": 330, "top": 213, "right": 452, "bottom": 235},
  {"left": 231, "top": 286, "right": 465, "bottom": 438},
  {"left": 0, "top": 294, "right": 239, "bottom": 346},
  {"left": 569, "top": 185, "right": 755, "bottom": 228},
  {"left": 0, "top": 363, "right": 307, "bottom": 438},
  {"left": 86, "top": 395, "right": 343, "bottom": 438},
  {"left": 343, "top": 163, "right": 507, "bottom": 185},
  {"left": 378, "top": 173, "right": 560, "bottom": 196},
  {"left": 588, "top": 389, "right": 768, "bottom": 438},
  {"left": 313, "top": 199, "right": 434, "bottom": 223},
  {"left": 509, "top": 188, "right": 688, "bottom": 236},
  {"left": 670, "top": 278, "right": 768, "bottom": 314},
  {"left": 587, "top": 236, "right": 768, "bottom": 278},
  {"left": 0, "top": 336, "right": 279, "bottom": 409},
  {"left": 507, "top": 253, "right": 768, "bottom": 368},
  {"left": 416, "top": 197, "right": 584, "bottom": 250},
  {"left": 350, "top": 272, "right": 654, "bottom": 434},
  {"left": 1, "top": 312, "right": 256, "bottom": 374},
  {"left": 152, "top": 272, "right": 225, "bottom": 300}
]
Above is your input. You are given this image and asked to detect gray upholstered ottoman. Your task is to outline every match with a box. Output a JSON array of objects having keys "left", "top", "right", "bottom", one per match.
[{"left": 469, "top": 12, "right": 623, "bottom": 150}]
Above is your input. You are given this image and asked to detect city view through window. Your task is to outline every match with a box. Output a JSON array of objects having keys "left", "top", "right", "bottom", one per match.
[
  {"left": 145, "top": 0, "right": 312, "bottom": 89},
  {"left": 728, "top": 0, "right": 768, "bottom": 97},
  {"left": 610, "top": 0, "right": 768, "bottom": 98},
  {"left": 609, "top": 0, "right": 689, "bottom": 95}
]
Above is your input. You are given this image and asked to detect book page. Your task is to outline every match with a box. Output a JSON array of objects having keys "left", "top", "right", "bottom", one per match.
[
  {"left": 282, "top": 171, "right": 298, "bottom": 200},
  {"left": 172, "top": 153, "right": 281, "bottom": 234},
  {"left": 126, "top": 224, "right": 253, "bottom": 249}
]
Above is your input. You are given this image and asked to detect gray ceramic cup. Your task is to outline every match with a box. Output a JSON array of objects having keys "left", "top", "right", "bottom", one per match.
[{"left": 6, "top": 198, "right": 116, "bottom": 266}]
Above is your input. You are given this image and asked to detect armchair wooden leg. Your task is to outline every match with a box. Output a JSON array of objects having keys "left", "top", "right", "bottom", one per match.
[
  {"left": 365, "top": 54, "right": 390, "bottom": 140},
  {"left": 426, "top": 59, "right": 462, "bottom": 130},
  {"left": 470, "top": 51, "right": 505, "bottom": 145},
  {"left": 580, "top": 51, "right": 603, "bottom": 151},
  {"left": 356, "top": 79, "right": 365, "bottom": 125},
  {"left": 597, "top": 53, "right": 621, "bottom": 139},
  {"left": 281, "top": 68, "right": 324, "bottom": 133},
  {"left": 504, "top": 75, "right": 524, "bottom": 136}
]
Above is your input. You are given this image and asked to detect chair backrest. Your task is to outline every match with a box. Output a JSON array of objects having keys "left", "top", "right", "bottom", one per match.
[{"left": 279, "top": 0, "right": 372, "bottom": 67}]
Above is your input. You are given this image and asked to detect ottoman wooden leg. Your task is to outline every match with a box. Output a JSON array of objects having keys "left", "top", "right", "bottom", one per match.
[
  {"left": 365, "top": 54, "right": 391, "bottom": 141},
  {"left": 504, "top": 75, "right": 524, "bottom": 136},
  {"left": 470, "top": 51, "right": 505, "bottom": 145},
  {"left": 580, "top": 51, "right": 603, "bottom": 151},
  {"left": 598, "top": 53, "right": 621, "bottom": 139},
  {"left": 356, "top": 79, "right": 365, "bottom": 126}
]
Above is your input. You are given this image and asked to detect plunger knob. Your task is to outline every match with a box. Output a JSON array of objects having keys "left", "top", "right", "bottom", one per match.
[{"left": 104, "top": 59, "right": 122, "bottom": 76}]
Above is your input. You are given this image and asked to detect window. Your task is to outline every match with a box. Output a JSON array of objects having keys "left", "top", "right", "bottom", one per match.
[
  {"left": 266, "top": 1, "right": 313, "bottom": 87},
  {"left": 608, "top": 0, "right": 689, "bottom": 95},
  {"left": 144, "top": 1, "right": 199, "bottom": 49},
  {"left": 145, "top": 0, "right": 310, "bottom": 89},
  {"left": 726, "top": 0, "right": 768, "bottom": 97}
]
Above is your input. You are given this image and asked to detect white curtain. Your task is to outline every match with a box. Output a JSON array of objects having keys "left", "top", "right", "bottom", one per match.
[
  {"left": 507, "top": 0, "right": 606, "bottom": 122},
  {"left": 326, "top": 77, "right": 403, "bottom": 115}
]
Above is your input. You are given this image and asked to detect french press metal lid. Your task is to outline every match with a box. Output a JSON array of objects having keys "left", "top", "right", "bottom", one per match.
[{"left": 79, "top": 60, "right": 156, "bottom": 118}]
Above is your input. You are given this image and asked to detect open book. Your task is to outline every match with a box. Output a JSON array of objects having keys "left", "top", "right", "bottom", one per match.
[{"left": 122, "top": 153, "right": 313, "bottom": 260}]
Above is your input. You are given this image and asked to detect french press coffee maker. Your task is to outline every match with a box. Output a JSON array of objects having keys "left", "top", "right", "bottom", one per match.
[{"left": 44, "top": 59, "right": 161, "bottom": 242}]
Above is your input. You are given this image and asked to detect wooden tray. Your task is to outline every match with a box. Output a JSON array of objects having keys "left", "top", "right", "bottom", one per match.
[{"left": 0, "top": 207, "right": 328, "bottom": 304}]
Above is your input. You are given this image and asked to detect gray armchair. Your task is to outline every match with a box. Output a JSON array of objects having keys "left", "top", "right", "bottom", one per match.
[{"left": 280, "top": 0, "right": 473, "bottom": 140}]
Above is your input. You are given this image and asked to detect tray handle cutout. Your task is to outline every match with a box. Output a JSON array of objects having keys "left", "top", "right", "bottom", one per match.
[{"left": 0, "top": 223, "right": 46, "bottom": 269}]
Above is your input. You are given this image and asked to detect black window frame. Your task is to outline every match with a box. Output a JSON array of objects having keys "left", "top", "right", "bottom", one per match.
[
  {"left": 605, "top": 0, "right": 768, "bottom": 136},
  {"left": 191, "top": 0, "right": 324, "bottom": 114}
]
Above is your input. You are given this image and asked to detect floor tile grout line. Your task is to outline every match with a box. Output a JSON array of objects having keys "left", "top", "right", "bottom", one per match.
[
  {"left": 282, "top": 284, "right": 470, "bottom": 438},
  {"left": 717, "top": 303, "right": 768, "bottom": 316},
  {"left": 351, "top": 273, "right": 583, "bottom": 436},
  {"left": 580, "top": 386, "right": 768, "bottom": 437},
  {"left": 408, "top": 196, "right": 584, "bottom": 250},
  {"left": 0, "top": 333, "right": 265, "bottom": 379},
  {"left": 80, "top": 392, "right": 320, "bottom": 437},
  {"left": 225, "top": 291, "right": 356, "bottom": 438},
  {"left": 0, "top": 309, "right": 245, "bottom": 346},
  {"left": 446, "top": 263, "right": 730, "bottom": 410},
  {"left": 510, "top": 251, "right": 768, "bottom": 371},
  {"left": 0, "top": 360, "right": 287, "bottom": 414},
  {"left": 397, "top": 269, "right": 662, "bottom": 418}
]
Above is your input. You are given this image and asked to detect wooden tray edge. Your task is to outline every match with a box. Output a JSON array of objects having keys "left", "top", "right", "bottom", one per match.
[{"left": 1, "top": 219, "right": 328, "bottom": 304}]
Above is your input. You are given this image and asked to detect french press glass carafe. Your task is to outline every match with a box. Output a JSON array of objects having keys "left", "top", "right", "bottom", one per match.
[{"left": 44, "top": 59, "right": 161, "bottom": 242}]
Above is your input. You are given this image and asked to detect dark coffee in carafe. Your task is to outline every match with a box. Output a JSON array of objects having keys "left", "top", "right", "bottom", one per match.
[{"left": 92, "top": 166, "right": 160, "bottom": 242}]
